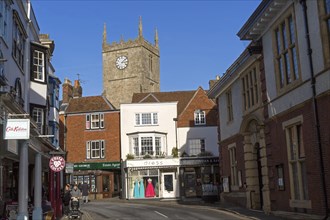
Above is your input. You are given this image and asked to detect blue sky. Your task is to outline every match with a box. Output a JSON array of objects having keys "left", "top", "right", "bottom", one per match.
[{"left": 32, "top": 0, "right": 261, "bottom": 97}]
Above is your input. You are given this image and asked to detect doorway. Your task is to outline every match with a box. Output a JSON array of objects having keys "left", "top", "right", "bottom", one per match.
[{"left": 161, "top": 172, "right": 176, "bottom": 198}]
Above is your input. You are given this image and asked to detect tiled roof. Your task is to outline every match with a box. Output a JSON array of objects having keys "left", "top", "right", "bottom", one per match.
[
  {"left": 65, "top": 96, "right": 114, "bottom": 113},
  {"left": 132, "top": 90, "right": 196, "bottom": 115}
]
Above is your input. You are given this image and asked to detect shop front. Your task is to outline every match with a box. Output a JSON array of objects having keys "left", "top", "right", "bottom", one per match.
[
  {"left": 122, "top": 158, "right": 180, "bottom": 200},
  {"left": 179, "top": 157, "right": 220, "bottom": 202},
  {"left": 69, "top": 162, "right": 121, "bottom": 199}
]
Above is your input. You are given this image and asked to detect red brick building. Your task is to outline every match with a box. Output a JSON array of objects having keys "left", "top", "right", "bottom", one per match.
[{"left": 59, "top": 79, "right": 121, "bottom": 199}]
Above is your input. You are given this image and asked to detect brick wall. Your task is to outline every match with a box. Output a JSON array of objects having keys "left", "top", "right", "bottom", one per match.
[
  {"left": 178, "top": 89, "right": 218, "bottom": 127},
  {"left": 65, "top": 111, "right": 120, "bottom": 163}
]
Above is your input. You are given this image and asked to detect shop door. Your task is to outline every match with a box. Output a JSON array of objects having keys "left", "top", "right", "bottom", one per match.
[{"left": 161, "top": 173, "right": 176, "bottom": 198}]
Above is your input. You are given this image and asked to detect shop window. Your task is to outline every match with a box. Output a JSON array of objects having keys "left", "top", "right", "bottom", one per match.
[{"left": 103, "top": 175, "right": 110, "bottom": 192}]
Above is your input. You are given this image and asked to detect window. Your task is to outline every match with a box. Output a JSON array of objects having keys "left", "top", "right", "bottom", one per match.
[
  {"left": 283, "top": 116, "right": 309, "bottom": 207},
  {"left": 12, "top": 13, "right": 26, "bottom": 70},
  {"left": 242, "top": 66, "right": 259, "bottom": 111},
  {"left": 141, "top": 137, "right": 153, "bottom": 155},
  {"left": 86, "top": 113, "right": 104, "bottom": 129},
  {"left": 33, "top": 50, "right": 45, "bottom": 82},
  {"left": 32, "top": 108, "right": 44, "bottom": 134},
  {"left": 226, "top": 90, "right": 233, "bottom": 122},
  {"left": 194, "top": 110, "right": 206, "bottom": 125},
  {"left": 0, "top": 0, "right": 10, "bottom": 42},
  {"left": 273, "top": 11, "right": 300, "bottom": 90},
  {"left": 319, "top": 0, "right": 330, "bottom": 67},
  {"left": 129, "top": 134, "right": 164, "bottom": 157},
  {"left": 188, "top": 139, "right": 205, "bottom": 156},
  {"left": 86, "top": 140, "right": 105, "bottom": 159},
  {"left": 149, "top": 54, "right": 153, "bottom": 73},
  {"left": 228, "top": 144, "right": 238, "bottom": 190},
  {"left": 135, "top": 113, "right": 158, "bottom": 126}
]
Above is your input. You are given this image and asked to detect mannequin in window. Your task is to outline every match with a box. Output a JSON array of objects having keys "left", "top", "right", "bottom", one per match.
[
  {"left": 133, "top": 178, "right": 140, "bottom": 198},
  {"left": 139, "top": 178, "right": 145, "bottom": 198},
  {"left": 145, "top": 178, "right": 155, "bottom": 197}
]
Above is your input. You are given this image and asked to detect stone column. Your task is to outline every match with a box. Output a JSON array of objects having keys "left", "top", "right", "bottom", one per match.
[
  {"left": 259, "top": 128, "right": 271, "bottom": 214},
  {"left": 32, "top": 153, "right": 42, "bottom": 220},
  {"left": 243, "top": 134, "right": 258, "bottom": 209},
  {"left": 17, "top": 141, "right": 29, "bottom": 220}
]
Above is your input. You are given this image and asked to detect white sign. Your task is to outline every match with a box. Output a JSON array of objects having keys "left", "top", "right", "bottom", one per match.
[
  {"left": 126, "top": 158, "right": 180, "bottom": 168},
  {"left": 4, "top": 119, "right": 30, "bottom": 140}
]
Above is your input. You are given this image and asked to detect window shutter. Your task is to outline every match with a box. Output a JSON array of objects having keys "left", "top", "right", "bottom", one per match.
[
  {"left": 86, "top": 141, "right": 90, "bottom": 159},
  {"left": 86, "top": 114, "right": 90, "bottom": 129}
]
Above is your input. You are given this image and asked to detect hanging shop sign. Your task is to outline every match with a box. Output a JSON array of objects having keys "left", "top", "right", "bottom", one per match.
[
  {"left": 4, "top": 119, "right": 30, "bottom": 140},
  {"left": 49, "top": 156, "right": 66, "bottom": 172}
]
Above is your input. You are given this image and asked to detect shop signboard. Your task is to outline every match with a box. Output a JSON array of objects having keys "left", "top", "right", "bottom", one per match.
[
  {"left": 73, "top": 162, "right": 121, "bottom": 170},
  {"left": 65, "top": 163, "right": 74, "bottom": 173},
  {"left": 4, "top": 119, "right": 30, "bottom": 140},
  {"left": 49, "top": 156, "right": 65, "bottom": 172}
]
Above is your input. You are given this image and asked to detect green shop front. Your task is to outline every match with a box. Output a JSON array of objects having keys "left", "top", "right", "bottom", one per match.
[{"left": 69, "top": 162, "right": 121, "bottom": 199}]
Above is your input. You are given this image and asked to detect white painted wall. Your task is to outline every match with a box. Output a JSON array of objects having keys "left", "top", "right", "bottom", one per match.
[
  {"left": 218, "top": 80, "right": 243, "bottom": 140},
  {"left": 30, "top": 81, "right": 48, "bottom": 105},
  {"left": 177, "top": 126, "right": 218, "bottom": 156},
  {"left": 262, "top": 0, "right": 329, "bottom": 118},
  {"left": 120, "top": 102, "right": 177, "bottom": 160}
]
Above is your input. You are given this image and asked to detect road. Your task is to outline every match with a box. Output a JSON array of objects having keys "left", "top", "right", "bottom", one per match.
[{"left": 79, "top": 200, "right": 253, "bottom": 220}]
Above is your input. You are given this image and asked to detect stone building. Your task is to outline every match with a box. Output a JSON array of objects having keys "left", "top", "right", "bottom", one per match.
[
  {"left": 208, "top": 0, "right": 330, "bottom": 218},
  {"left": 102, "top": 17, "right": 160, "bottom": 109}
]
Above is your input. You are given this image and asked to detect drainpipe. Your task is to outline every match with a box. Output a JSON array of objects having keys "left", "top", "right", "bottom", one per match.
[{"left": 300, "top": 0, "right": 328, "bottom": 218}]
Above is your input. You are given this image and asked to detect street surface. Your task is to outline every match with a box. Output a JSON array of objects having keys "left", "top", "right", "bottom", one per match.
[{"left": 79, "top": 200, "right": 253, "bottom": 220}]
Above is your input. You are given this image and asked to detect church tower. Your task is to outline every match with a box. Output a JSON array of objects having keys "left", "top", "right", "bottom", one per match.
[{"left": 102, "top": 17, "right": 160, "bottom": 108}]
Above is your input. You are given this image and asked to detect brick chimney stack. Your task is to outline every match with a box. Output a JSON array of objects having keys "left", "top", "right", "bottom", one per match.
[
  {"left": 73, "top": 80, "right": 82, "bottom": 98},
  {"left": 62, "top": 78, "right": 73, "bottom": 103}
]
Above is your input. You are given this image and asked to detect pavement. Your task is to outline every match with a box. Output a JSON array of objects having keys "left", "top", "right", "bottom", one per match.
[{"left": 59, "top": 197, "right": 325, "bottom": 220}]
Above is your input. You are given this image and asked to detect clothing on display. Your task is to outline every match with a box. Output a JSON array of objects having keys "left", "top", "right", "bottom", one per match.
[
  {"left": 139, "top": 179, "right": 145, "bottom": 198},
  {"left": 133, "top": 179, "right": 140, "bottom": 198},
  {"left": 145, "top": 178, "right": 155, "bottom": 197}
]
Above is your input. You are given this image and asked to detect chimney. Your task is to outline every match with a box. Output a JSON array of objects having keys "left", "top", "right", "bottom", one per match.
[
  {"left": 209, "top": 75, "right": 220, "bottom": 90},
  {"left": 73, "top": 80, "right": 82, "bottom": 98},
  {"left": 62, "top": 78, "right": 73, "bottom": 103}
]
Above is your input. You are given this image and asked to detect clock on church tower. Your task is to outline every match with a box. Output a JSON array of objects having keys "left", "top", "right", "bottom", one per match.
[{"left": 102, "top": 17, "right": 160, "bottom": 109}]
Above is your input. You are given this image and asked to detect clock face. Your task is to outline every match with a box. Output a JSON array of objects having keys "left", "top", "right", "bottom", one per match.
[{"left": 116, "top": 56, "right": 128, "bottom": 70}]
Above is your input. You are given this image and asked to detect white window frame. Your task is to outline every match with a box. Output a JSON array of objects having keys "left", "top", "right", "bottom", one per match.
[
  {"left": 228, "top": 143, "right": 238, "bottom": 191},
  {"left": 226, "top": 90, "right": 233, "bottom": 122},
  {"left": 188, "top": 139, "right": 205, "bottom": 156},
  {"left": 282, "top": 116, "right": 310, "bottom": 208},
  {"left": 0, "top": 0, "right": 10, "bottom": 42},
  {"left": 33, "top": 50, "right": 45, "bottom": 82},
  {"left": 135, "top": 112, "right": 158, "bottom": 126},
  {"left": 129, "top": 134, "right": 164, "bottom": 157},
  {"left": 242, "top": 65, "right": 259, "bottom": 111},
  {"left": 86, "top": 113, "right": 104, "bottom": 129},
  {"left": 32, "top": 107, "right": 44, "bottom": 134},
  {"left": 194, "top": 110, "right": 206, "bottom": 125},
  {"left": 86, "top": 140, "right": 105, "bottom": 159},
  {"left": 273, "top": 9, "right": 300, "bottom": 92},
  {"left": 12, "top": 15, "right": 26, "bottom": 70}
]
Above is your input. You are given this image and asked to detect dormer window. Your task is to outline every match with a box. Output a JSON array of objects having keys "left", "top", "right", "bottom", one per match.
[{"left": 194, "top": 109, "right": 206, "bottom": 125}]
